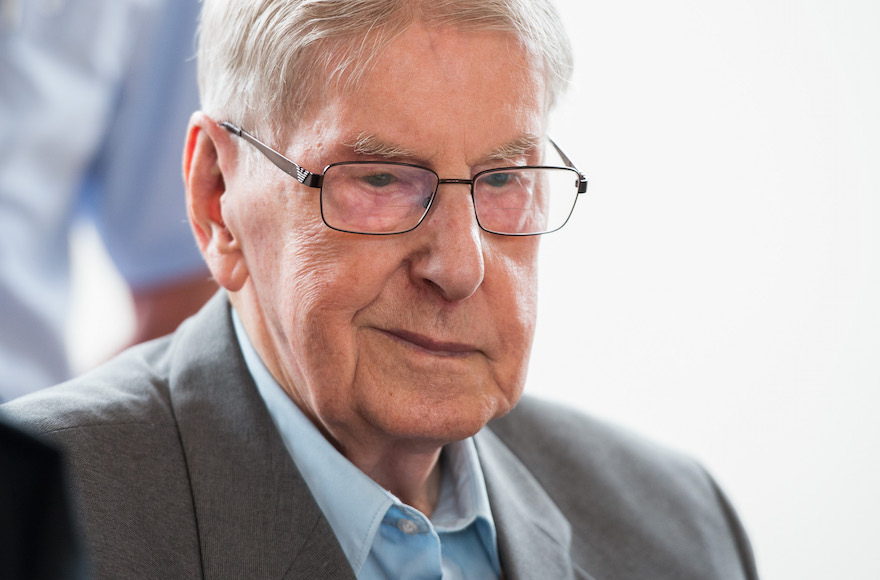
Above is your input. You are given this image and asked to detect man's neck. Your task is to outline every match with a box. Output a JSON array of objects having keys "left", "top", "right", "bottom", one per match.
[{"left": 342, "top": 442, "right": 444, "bottom": 516}]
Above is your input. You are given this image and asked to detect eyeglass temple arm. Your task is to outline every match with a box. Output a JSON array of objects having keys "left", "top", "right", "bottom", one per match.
[
  {"left": 219, "top": 122, "right": 323, "bottom": 188},
  {"left": 549, "top": 138, "right": 588, "bottom": 194}
]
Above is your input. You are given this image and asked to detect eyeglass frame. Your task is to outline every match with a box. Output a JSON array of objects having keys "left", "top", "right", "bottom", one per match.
[{"left": 220, "top": 121, "right": 588, "bottom": 236}]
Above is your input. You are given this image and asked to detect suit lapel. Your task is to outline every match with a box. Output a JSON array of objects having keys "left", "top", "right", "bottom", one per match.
[
  {"left": 167, "top": 293, "right": 354, "bottom": 579},
  {"left": 476, "top": 427, "right": 592, "bottom": 580}
]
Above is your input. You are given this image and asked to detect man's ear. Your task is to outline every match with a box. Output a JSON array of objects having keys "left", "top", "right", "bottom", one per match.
[{"left": 183, "top": 112, "right": 249, "bottom": 292}]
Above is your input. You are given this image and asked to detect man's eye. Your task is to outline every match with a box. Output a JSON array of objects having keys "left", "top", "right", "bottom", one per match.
[
  {"left": 483, "top": 172, "right": 514, "bottom": 188},
  {"left": 363, "top": 173, "right": 395, "bottom": 187}
]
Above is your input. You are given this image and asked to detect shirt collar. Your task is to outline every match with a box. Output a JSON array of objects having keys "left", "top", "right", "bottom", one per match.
[{"left": 231, "top": 308, "right": 499, "bottom": 575}]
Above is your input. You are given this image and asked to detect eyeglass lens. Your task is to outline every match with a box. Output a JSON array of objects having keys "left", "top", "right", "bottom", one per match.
[
  {"left": 321, "top": 163, "right": 436, "bottom": 234},
  {"left": 473, "top": 167, "right": 580, "bottom": 235}
]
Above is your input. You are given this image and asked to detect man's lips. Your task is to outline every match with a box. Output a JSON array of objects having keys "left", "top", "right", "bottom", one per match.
[{"left": 376, "top": 328, "right": 480, "bottom": 357}]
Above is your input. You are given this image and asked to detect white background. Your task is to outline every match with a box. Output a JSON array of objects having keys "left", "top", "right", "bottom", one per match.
[{"left": 69, "top": 1, "right": 880, "bottom": 578}]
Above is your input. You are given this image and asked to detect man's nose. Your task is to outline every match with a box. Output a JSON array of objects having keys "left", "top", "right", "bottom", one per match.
[{"left": 407, "top": 183, "right": 485, "bottom": 302}]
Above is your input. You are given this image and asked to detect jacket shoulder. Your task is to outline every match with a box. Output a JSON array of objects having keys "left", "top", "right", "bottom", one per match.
[
  {"left": 488, "top": 396, "right": 758, "bottom": 579},
  {"left": 2, "top": 336, "right": 177, "bottom": 437}
]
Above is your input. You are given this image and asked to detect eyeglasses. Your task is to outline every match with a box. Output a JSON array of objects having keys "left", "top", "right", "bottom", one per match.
[{"left": 221, "top": 122, "right": 588, "bottom": 236}]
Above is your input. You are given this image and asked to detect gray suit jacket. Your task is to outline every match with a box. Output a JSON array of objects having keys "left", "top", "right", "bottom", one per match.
[{"left": 4, "top": 293, "right": 758, "bottom": 579}]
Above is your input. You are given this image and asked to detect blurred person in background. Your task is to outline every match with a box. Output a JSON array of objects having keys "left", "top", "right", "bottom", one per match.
[{"left": 0, "top": 0, "right": 215, "bottom": 402}]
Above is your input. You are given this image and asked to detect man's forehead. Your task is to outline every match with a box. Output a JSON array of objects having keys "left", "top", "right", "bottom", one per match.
[{"left": 279, "top": 25, "right": 548, "bottom": 169}]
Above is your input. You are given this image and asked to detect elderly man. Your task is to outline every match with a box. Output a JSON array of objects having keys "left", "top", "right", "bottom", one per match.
[{"left": 4, "top": 0, "right": 759, "bottom": 578}]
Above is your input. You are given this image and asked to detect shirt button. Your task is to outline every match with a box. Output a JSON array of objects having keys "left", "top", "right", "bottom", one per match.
[{"left": 397, "top": 518, "right": 419, "bottom": 535}]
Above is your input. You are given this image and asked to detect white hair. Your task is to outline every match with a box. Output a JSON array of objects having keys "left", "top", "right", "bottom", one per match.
[{"left": 198, "top": 0, "right": 574, "bottom": 141}]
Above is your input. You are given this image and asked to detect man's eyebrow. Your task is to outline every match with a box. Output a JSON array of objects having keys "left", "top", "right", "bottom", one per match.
[
  {"left": 342, "top": 132, "right": 543, "bottom": 164},
  {"left": 482, "top": 134, "right": 543, "bottom": 164},
  {"left": 344, "top": 133, "right": 420, "bottom": 160}
]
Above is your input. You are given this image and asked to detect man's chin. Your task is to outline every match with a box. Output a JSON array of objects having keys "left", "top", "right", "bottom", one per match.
[{"left": 364, "top": 388, "right": 522, "bottom": 444}]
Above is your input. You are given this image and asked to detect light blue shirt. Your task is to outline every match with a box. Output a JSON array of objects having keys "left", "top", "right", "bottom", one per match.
[
  {"left": 0, "top": 0, "right": 206, "bottom": 400},
  {"left": 232, "top": 309, "right": 502, "bottom": 579}
]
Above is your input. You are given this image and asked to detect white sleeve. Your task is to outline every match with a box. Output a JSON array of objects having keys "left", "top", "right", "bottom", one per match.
[{"left": 85, "top": 0, "right": 207, "bottom": 288}]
